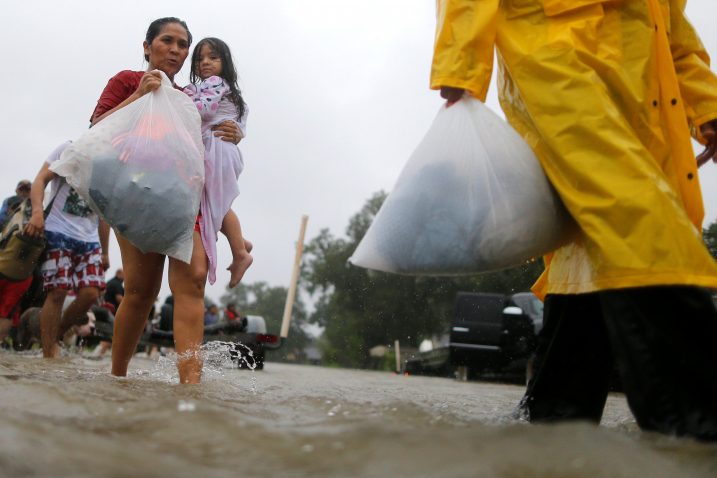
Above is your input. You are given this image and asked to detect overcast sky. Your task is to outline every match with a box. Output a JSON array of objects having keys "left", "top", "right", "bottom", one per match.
[{"left": 3, "top": 1, "right": 717, "bottom": 307}]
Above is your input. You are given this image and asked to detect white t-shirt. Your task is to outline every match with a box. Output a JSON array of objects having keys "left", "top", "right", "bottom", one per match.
[{"left": 44, "top": 142, "right": 100, "bottom": 243}]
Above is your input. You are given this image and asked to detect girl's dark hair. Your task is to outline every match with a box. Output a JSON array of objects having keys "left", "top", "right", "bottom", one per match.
[
  {"left": 189, "top": 37, "right": 246, "bottom": 121},
  {"left": 144, "top": 17, "right": 192, "bottom": 62}
]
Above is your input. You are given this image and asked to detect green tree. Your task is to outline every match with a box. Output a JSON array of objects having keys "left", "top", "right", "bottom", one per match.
[
  {"left": 302, "top": 191, "right": 543, "bottom": 368},
  {"left": 704, "top": 220, "right": 717, "bottom": 260},
  {"left": 221, "top": 282, "right": 310, "bottom": 362},
  {"left": 472, "top": 259, "right": 544, "bottom": 294}
]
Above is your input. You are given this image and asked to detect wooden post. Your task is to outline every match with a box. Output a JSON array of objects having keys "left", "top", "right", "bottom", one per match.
[
  {"left": 394, "top": 339, "right": 401, "bottom": 373},
  {"left": 280, "top": 215, "right": 309, "bottom": 338}
]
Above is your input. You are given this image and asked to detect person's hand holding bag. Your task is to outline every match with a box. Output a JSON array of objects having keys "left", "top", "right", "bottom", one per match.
[
  {"left": 136, "top": 70, "right": 163, "bottom": 96},
  {"left": 697, "top": 120, "right": 717, "bottom": 167},
  {"left": 441, "top": 87, "right": 465, "bottom": 106}
]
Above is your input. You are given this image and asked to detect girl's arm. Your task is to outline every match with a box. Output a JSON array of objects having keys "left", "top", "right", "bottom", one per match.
[
  {"left": 184, "top": 76, "right": 230, "bottom": 123},
  {"left": 185, "top": 77, "right": 242, "bottom": 143}
]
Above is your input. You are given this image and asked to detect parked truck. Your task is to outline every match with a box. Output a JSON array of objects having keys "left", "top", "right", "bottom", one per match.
[{"left": 405, "top": 291, "right": 543, "bottom": 381}]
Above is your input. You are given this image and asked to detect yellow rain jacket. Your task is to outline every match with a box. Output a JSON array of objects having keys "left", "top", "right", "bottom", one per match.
[{"left": 432, "top": 0, "right": 717, "bottom": 297}]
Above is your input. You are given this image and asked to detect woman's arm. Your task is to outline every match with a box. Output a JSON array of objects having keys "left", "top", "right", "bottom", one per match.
[{"left": 212, "top": 121, "right": 243, "bottom": 144}]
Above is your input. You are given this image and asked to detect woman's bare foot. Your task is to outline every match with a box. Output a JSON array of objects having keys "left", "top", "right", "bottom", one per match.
[
  {"left": 44, "top": 342, "right": 61, "bottom": 359},
  {"left": 244, "top": 239, "right": 253, "bottom": 254},
  {"left": 227, "top": 251, "right": 253, "bottom": 288}
]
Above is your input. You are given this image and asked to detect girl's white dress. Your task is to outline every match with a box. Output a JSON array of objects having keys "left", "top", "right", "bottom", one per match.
[{"left": 184, "top": 76, "right": 248, "bottom": 284}]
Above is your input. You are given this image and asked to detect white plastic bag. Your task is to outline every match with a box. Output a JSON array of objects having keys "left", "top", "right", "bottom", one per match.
[
  {"left": 349, "top": 97, "right": 572, "bottom": 275},
  {"left": 51, "top": 71, "right": 204, "bottom": 263}
]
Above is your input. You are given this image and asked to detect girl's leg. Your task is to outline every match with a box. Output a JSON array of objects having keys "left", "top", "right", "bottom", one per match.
[
  {"left": 168, "top": 231, "right": 209, "bottom": 384},
  {"left": 221, "top": 209, "right": 253, "bottom": 287},
  {"left": 111, "top": 234, "right": 165, "bottom": 377}
]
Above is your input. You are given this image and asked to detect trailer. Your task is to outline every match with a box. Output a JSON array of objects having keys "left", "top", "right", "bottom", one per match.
[{"left": 90, "top": 310, "right": 283, "bottom": 370}]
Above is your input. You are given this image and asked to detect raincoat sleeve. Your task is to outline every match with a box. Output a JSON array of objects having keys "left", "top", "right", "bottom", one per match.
[
  {"left": 668, "top": 0, "right": 717, "bottom": 143},
  {"left": 430, "top": 0, "right": 499, "bottom": 101}
]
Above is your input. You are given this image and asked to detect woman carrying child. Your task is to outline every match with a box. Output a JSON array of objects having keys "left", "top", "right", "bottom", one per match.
[{"left": 90, "top": 17, "right": 243, "bottom": 383}]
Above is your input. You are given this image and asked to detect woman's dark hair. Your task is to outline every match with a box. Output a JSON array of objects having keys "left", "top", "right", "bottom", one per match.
[
  {"left": 189, "top": 37, "right": 246, "bottom": 121},
  {"left": 144, "top": 17, "right": 192, "bottom": 62}
]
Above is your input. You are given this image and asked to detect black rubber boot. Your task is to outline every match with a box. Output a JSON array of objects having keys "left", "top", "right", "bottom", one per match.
[
  {"left": 520, "top": 293, "right": 614, "bottom": 423},
  {"left": 600, "top": 286, "right": 717, "bottom": 441}
]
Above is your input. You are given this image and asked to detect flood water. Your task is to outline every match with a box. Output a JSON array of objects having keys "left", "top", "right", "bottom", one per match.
[{"left": 0, "top": 347, "right": 715, "bottom": 478}]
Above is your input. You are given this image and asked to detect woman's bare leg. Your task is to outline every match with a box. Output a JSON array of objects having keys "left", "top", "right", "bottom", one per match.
[
  {"left": 168, "top": 232, "right": 208, "bottom": 384},
  {"left": 221, "top": 209, "right": 253, "bottom": 288},
  {"left": 40, "top": 288, "right": 68, "bottom": 358},
  {"left": 111, "top": 234, "right": 165, "bottom": 377}
]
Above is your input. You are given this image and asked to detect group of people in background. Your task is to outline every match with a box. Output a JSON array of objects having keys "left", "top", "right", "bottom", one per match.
[
  {"left": 0, "top": 188, "right": 245, "bottom": 354},
  {"left": 0, "top": 181, "right": 35, "bottom": 344}
]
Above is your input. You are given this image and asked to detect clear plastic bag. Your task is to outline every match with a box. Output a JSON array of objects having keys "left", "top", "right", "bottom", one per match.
[
  {"left": 349, "top": 97, "right": 573, "bottom": 275},
  {"left": 50, "top": 71, "right": 204, "bottom": 263}
]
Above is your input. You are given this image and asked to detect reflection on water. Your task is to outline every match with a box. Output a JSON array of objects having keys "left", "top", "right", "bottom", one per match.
[{"left": 0, "top": 347, "right": 715, "bottom": 478}]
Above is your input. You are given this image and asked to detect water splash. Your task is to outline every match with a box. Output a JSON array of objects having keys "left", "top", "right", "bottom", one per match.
[
  {"left": 203, "top": 341, "right": 257, "bottom": 373},
  {"left": 148, "top": 341, "right": 258, "bottom": 391}
]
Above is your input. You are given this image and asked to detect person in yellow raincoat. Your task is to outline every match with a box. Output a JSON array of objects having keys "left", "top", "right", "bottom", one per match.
[{"left": 432, "top": 0, "right": 717, "bottom": 440}]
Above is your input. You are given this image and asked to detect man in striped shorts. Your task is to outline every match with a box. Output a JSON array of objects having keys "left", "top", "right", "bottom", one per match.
[{"left": 24, "top": 142, "right": 110, "bottom": 357}]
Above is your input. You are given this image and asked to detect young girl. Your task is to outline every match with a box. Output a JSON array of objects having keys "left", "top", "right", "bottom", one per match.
[{"left": 184, "top": 37, "right": 253, "bottom": 288}]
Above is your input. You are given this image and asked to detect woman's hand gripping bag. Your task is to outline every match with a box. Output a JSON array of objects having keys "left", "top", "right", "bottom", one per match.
[
  {"left": 51, "top": 71, "right": 204, "bottom": 263},
  {"left": 349, "top": 97, "right": 573, "bottom": 275}
]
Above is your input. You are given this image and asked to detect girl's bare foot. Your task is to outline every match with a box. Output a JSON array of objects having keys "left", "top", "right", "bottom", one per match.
[
  {"left": 227, "top": 251, "right": 253, "bottom": 288},
  {"left": 244, "top": 239, "right": 253, "bottom": 253}
]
